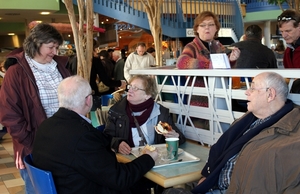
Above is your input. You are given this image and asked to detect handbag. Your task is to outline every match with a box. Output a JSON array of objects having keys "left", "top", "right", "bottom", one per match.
[{"left": 98, "top": 81, "right": 110, "bottom": 93}]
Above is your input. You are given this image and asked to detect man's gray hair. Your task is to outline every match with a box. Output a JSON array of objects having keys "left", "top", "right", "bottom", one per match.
[
  {"left": 58, "top": 75, "right": 92, "bottom": 110},
  {"left": 113, "top": 50, "right": 121, "bottom": 58},
  {"left": 264, "top": 72, "right": 288, "bottom": 101}
]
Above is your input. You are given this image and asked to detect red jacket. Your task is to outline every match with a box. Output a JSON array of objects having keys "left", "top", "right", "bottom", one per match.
[
  {"left": 0, "top": 48, "right": 70, "bottom": 168},
  {"left": 283, "top": 46, "right": 300, "bottom": 68}
]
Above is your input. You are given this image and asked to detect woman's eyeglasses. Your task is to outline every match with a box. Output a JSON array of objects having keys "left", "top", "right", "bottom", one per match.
[
  {"left": 198, "top": 23, "right": 215, "bottom": 28},
  {"left": 277, "top": 15, "right": 296, "bottom": 22},
  {"left": 127, "top": 85, "right": 145, "bottom": 91}
]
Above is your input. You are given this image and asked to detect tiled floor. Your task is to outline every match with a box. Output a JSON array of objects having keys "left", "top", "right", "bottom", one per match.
[{"left": 0, "top": 133, "right": 25, "bottom": 194}]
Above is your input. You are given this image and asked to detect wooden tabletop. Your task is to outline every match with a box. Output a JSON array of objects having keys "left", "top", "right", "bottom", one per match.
[{"left": 116, "top": 140, "right": 209, "bottom": 188}]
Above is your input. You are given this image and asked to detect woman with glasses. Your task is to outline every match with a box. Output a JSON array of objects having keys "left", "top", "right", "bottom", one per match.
[
  {"left": 176, "top": 11, "right": 241, "bottom": 130},
  {"left": 104, "top": 74, "right": 186, "bottom": 194},
  {"left": 104, "top": 75, "right": 185, "bottom": 153},
  {"left": 177, "top": 11, "right": 240, "bottom": 99},
  {"left": 177, "top": 11, "right": 240, "bottom": 70}
]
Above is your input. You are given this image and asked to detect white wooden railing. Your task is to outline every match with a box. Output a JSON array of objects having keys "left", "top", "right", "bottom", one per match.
[{"left": 130, "top": 66, "right": 300, "bottom": 146}]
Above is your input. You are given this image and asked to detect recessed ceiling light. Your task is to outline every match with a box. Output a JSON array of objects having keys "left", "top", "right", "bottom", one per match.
[
  {"left": 101, "top": 22, "right": 104, "bottom": 24},
  {"left": 8, "top": 33, "right": 15, "bottom": 36},
  {"left": 40, "top": 12, "right": 50, "bottom": 15}
]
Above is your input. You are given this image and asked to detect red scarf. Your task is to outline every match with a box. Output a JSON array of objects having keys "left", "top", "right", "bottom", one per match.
[{"left": 126, "top": 98, "right": 154, "bottom": 146}]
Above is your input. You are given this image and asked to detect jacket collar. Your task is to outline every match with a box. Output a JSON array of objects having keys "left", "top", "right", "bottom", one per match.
[
  {"left": 251, "top": 100, "right": 300, "bottom": 140},
  {"left": 271, "top": 104, "right": 300, "bottom": 134}
]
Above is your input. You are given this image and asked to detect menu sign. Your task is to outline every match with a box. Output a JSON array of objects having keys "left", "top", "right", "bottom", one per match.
[{"left": 210, "top": 53, "right": 231, "bottom": 69}]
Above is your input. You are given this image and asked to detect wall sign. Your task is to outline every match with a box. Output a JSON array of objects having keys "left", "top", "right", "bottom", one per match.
[{"left": 115, "top": 23, "right": 136, "bottom": 31}]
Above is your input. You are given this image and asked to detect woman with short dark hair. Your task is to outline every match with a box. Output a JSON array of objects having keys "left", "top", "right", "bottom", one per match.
[{"left": 0, "top": 23, "right": 71, "bottom": 193}]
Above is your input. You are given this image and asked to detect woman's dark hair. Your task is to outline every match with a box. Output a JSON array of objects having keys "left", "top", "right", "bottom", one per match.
[
  {"left": 147, "top": 47, "right": 155, "bottom": 53},
  {"left": 23, "top": 23, "right": 63, "bottom": 58},
  {"left": 99, "top": 50, "right": 109, "bottom": 59}
]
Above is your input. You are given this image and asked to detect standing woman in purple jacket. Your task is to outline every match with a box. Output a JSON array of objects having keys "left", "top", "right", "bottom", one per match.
[{"left": 0, "top": 23, "right": 71, "bottom": 193}]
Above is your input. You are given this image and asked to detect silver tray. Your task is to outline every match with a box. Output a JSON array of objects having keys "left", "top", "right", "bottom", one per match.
[{"left": 131, "top": 144, "right": 200, "bottom": 168}]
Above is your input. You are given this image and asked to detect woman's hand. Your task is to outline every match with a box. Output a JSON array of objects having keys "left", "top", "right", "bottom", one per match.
[
  {"left": 118, "top": 141, "right": 132, "bottom": 155},
  {"left": 229, "top": 47, "right": 241, "bottom": 62},
  {"left": 163, "top": 129, "right": 179, "bottom": 138}
]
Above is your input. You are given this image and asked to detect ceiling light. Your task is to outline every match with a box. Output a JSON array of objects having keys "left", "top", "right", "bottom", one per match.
[
  {"left": 40, "top": 12, "right": 50, "bottom": 15},
  {"left": 8, "top": 33, "right": 15, "bottom": 36},
  {"left": 101, "top": 22, "right": 104, "bottom": 24},
  {"left": 106, "top": 19, "right": 108, "bottom": 21}
]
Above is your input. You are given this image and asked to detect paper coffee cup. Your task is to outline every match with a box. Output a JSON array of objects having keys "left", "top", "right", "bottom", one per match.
[{"left": 165, "top": 137, "right": 179, "bottom": 160}]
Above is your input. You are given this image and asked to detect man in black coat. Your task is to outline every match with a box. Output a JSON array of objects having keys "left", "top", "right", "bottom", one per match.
[
  {"left": 230, "top": 25, "right": 277, "bottom": 69},
  {"left": 32, "top": 75, "right": 158, "bottom": 194}
]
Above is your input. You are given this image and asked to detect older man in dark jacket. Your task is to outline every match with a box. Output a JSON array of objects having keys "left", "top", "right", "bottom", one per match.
[{"left": 32, "top": 75, "right": 158, "bottom": 194}]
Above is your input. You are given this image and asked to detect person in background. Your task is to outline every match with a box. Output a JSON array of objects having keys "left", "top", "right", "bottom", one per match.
[
  {"left": 121, "top": 48, "right": 127, "bottom": 62},
  {"left": 32, "top": 75, "right": 158, "bottom": 194},
  {"left": 107, "top": 48, "right": 116, "bottom": 66},
  {"left": 230, "top": 25, "right": 277, "bottom": 112},
  {"left": 273, "top": 39, "right": 286, "bottom": 68},
  {"left": 124, "top": 43, "right": 155, "bottom": 81},
  {"left": 99, "top": 50, "right": 115, "bottom": 79},
  {"left": 90, "top": 43, "right": 126, "bottom": 97},
  {"left": 230, "top": 25, "right": 277, "bottom": 68},
  {"left": 164, "top": 72, "right": 300, "bottom": 194},
  {"left": 176, "top": 11, "right": 240, "bottom": 130},
  {"left": 66, "top": 50, "right": 77, "bottom": 75},
  {"left": 104, "top": 74, "right": 185, "bottom": 194},
  {"left": 277, "top": 9, "right": 300, "bottom": 68},
  {"left": 239, "top": 34, "right": 246, "bottom": 41},
  {"left": 0, "top": 57, "right": 17, "bottom": 140},
  {"left": 99, "top": 50, "right": 117, "bottom": 94},
  {"left": 0, "top": 23, "right": 71, "bottom": 193},
  {"left": 147, "top": 47, "right": 156, "bottom": 58},
  {"left": 112, "top": 50, "right": 125, "bottom": 81},
  {"left": 147, "top": 47, "right": 156, "bottom": 67}
]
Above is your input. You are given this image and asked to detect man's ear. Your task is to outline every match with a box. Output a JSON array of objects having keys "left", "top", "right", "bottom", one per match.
[
  {"left": 86, "top": 95, "right": 93, "bottom": 108},
  {"left": 267, "top": 88, "right": 276, "bottom": 101}
]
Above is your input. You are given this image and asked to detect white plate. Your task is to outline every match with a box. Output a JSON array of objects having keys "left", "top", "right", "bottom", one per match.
[{"left": 130, "top": 144, "right": 200, "bottom": 168}]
